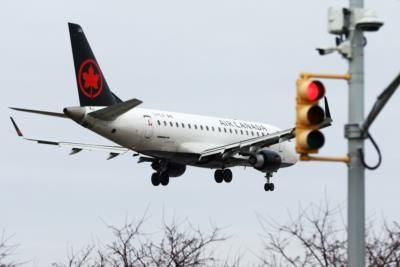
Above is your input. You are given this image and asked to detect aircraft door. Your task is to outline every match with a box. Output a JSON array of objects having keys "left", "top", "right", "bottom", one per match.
[{"left": 143, "top": 115, "right": 154, "bottom": 139}]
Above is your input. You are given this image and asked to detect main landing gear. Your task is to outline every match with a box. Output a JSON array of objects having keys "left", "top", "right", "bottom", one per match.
[
  {"left": 264, "top": 172, "right": 275, "bottom": 192},
  {"left": 214, "top": 169, "right": 233, "bottom": 183},
  {"left": 151, "top": 172, "right": 169, "bottom": 186}
]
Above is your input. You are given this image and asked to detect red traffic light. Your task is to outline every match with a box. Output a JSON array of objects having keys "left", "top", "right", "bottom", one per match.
[
  {"left": 300, "top": 80, "right": 325, "bottom": 102},
  {"left": 305, "top": 81, "right": 325, "bottom": 101}
]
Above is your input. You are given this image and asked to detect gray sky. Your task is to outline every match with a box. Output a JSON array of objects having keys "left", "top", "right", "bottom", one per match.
[{"left": 1, "top": 0, "right": 400, "bottom": 265}]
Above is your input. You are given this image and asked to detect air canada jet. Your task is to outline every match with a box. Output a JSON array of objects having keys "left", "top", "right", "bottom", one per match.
[{"left": 10, "top": 23, "right": 331, "bottom": 192}]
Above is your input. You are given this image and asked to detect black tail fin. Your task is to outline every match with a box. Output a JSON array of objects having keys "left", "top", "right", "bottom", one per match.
[{"left": 68, "top": 23, "right": 121, "bottom": 106}]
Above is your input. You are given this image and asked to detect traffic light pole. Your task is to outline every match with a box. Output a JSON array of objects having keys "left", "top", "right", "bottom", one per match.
[{"left": 347, "top": 0, "right": 365, "bottom": 266}]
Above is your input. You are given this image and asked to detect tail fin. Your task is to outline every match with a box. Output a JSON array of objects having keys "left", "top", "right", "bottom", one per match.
[{"left": 68, "top": 23, "right": 121, "bottom": 106}]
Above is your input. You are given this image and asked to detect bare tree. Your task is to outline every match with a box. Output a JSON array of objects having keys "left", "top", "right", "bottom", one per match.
[
  {"left": 53, "top": 218, "right": 230, "bottom": 267},
  {"left": 0, "top": 231, "right": 19, "bottom": 267},
  {"left": 366, "top": 221, "right": 400, "bottom": 266},
  {"left": 260, "top": 203, "right": 400, "bottom": 267},
  {"left": 51, "top": 245, "right": 95, "bottom": 267},
  {"left": 139, "top": 221, "right": 224, "bottom": 266}
]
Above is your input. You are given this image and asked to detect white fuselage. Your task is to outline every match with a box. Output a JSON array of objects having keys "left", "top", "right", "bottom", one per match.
[{"left": 80, "top": 107, "right": 298, "bottom": 170}]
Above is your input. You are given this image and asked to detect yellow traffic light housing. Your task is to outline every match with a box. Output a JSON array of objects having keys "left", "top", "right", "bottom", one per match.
[
  {"left": 294, "top": 72, "right": 351, "bottom": 163},
  {"left": 296, "top": 78, "right": 326, "bottom": 154}
]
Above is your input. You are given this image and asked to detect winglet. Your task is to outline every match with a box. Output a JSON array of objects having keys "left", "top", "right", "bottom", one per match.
[{"left": 10, "top": 117, "right": 23, "bottom": 137}]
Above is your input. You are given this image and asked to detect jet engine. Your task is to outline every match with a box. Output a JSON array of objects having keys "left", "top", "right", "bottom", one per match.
[
  {"left": 248, "top": 150, "right": 282, "bottom": 172},
  {"left": 151, "top": 160, "right": 186, "bottom": 178},
  {"left": 166, "top": 163, "right": 186, "bottom": 177}
]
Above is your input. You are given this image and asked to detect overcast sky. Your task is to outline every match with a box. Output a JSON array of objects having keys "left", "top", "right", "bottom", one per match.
[{"left": 1, "top": 0, "right": 400, "bottom": 265}]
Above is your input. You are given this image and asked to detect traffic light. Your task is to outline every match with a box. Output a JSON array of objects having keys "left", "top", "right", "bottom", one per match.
[{"left": 296, "top": 78, "right": 326, "bottom": 154}]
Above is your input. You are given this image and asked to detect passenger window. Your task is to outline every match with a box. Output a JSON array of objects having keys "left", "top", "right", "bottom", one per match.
[
  {"left": 218, "top": 127, "right": 221, "bottom": 132},
  {"left": 164, "top": 121, "right": 167, "bottom": 126},
  {"left": 200, "top": 125, "right": 204, "bottom": 130},
  {"left": 170, "top": 122, "right": 173, "bottom": 127},
  {"left": 181, "top": 123, "right": 185, "bottom": 128},
  {"left": 240, "top": 130, "right": 243, "bottom": 135},
  {"left": 176, "top": 122, "right": 179, "bottom": 127},
  {"left": 206, "top": 126, "right": 209, "bottom": 131},
  {"left": 211, "top": 126, "right": 215, "bottom": 131},
  {"left": 194, "top": 124, "right": 198, "bottom": 130},
  {"left": 224, "top": 128, "right": 227, "bottom": 133},
  {"left": 229, "top": 129, "right": 232, "bottom": 134},
  {"left": 251, "top": 131, "right": 254, "bottom": 136},
  {"left": 256, "top": 132, "right": 260, "bottom": 136},
  {"left": 235, "top": 129, "right": 238, "bottom": 134},
  {"left": 157, "top": 120, "right": 161, "bottom": 126},
  {"left": 188, "top": 124, "right": 191, "bottom": 129},
  {"left": 246, "top": 130, "right": 249, "bottom": 135}
]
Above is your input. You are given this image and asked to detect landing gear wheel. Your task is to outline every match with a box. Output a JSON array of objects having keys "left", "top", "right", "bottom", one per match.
[
  {"left": 264, "top": 183, "right": 275, "bottom": 192},
  {"left": 223, "top": 169, "right": 233, "bottom": 183},
  {"left": 269, "top": 183, "right": 275, "bottom": 191},
  {"left": 264, "top": 183, "right": 270, "bottom": 191},
  {"left": 160, "top": 173, "right": 170, "bottom": 186},
  {"left": 214, "top": 170, "right": 223, "bottom": 183},
  {"left": 151, "top": 173, "right": 160, "bottom": 186}
]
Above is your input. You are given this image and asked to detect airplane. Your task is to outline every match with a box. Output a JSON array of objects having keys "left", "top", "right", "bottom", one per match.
[{"left": 10, "top": 23, "right": 331, "bottom": 192}]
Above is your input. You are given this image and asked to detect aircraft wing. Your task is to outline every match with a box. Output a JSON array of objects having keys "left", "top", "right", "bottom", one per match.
[
  {"left": 10, "top": 117, "right": 129, "bottom": 159},
  {"left": 199, "top": 96, "right": 332, "bottom": 160},
  {"left": 199, "top": 127, "right": 295, "bottom": 160},
  {"left": 9, "top": 107, "right": 67, "bottom": 118}
]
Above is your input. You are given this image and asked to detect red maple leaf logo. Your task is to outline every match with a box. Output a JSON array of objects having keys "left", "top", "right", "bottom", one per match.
[
  {"left": 82, "top": 64, "right": 100, "bottom": 89},
  {"left": 78, "top": 59, "right": 103, "bottom": 99}
]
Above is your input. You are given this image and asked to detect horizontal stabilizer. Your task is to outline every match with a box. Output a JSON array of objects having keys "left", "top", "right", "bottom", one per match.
[
  {"left": 10, "top": 107, "right": 66, "bottom": 118},
  {"left": 89, "top": 98, "right": 142, "bottom": 121}
]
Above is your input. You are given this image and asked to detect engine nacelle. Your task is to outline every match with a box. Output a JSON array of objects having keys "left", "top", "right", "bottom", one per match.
[
  {"left": 248, "top": 150, "right": 282, "bottom": 172},
  {"left": 166, "top": 163, "right": 186, "bottom": 177}
]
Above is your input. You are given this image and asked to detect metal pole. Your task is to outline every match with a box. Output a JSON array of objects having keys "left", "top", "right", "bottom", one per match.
[{"left": 347, "top": 0, "right": 365, "bottom": 266}]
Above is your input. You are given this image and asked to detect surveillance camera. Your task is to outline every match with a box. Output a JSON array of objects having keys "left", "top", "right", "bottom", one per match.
[
  {"left": 316, "top": 40, "right": 351, "bottom": 58},
  {"left": 316, "top": 47, "right": 336, "bottom": 56},
  {"left": 354, "top": 9, "right": 384, "bottom": 32}
]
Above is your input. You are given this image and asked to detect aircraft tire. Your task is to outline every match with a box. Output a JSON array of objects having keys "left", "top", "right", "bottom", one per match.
[
  {"left": 223, "top": 169, "right": 233, "bottom": 183},
  {"left": 264, "top": 183, "right": 270, "bottom": 191},
  {"left": 151, "top": 173, "right": 160, "bottom": 186},
  {"left": 214, "top": 170, "right": 223, "bottom": 183},
  {"left": 269, "top": 183, "right": 275, "bottom": 191},
  {"left": 160, "top": 173, "right": 170, "bottom": 186}
]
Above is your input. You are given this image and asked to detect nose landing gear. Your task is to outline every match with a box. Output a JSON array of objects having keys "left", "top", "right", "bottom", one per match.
[{"left": 264, "top": 172, "right": 275, "bottom": 192}]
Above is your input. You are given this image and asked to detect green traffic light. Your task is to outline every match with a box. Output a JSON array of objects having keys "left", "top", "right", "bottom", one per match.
[{"left": 307, "top": 130, "right": 325, "bottom": 149}]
